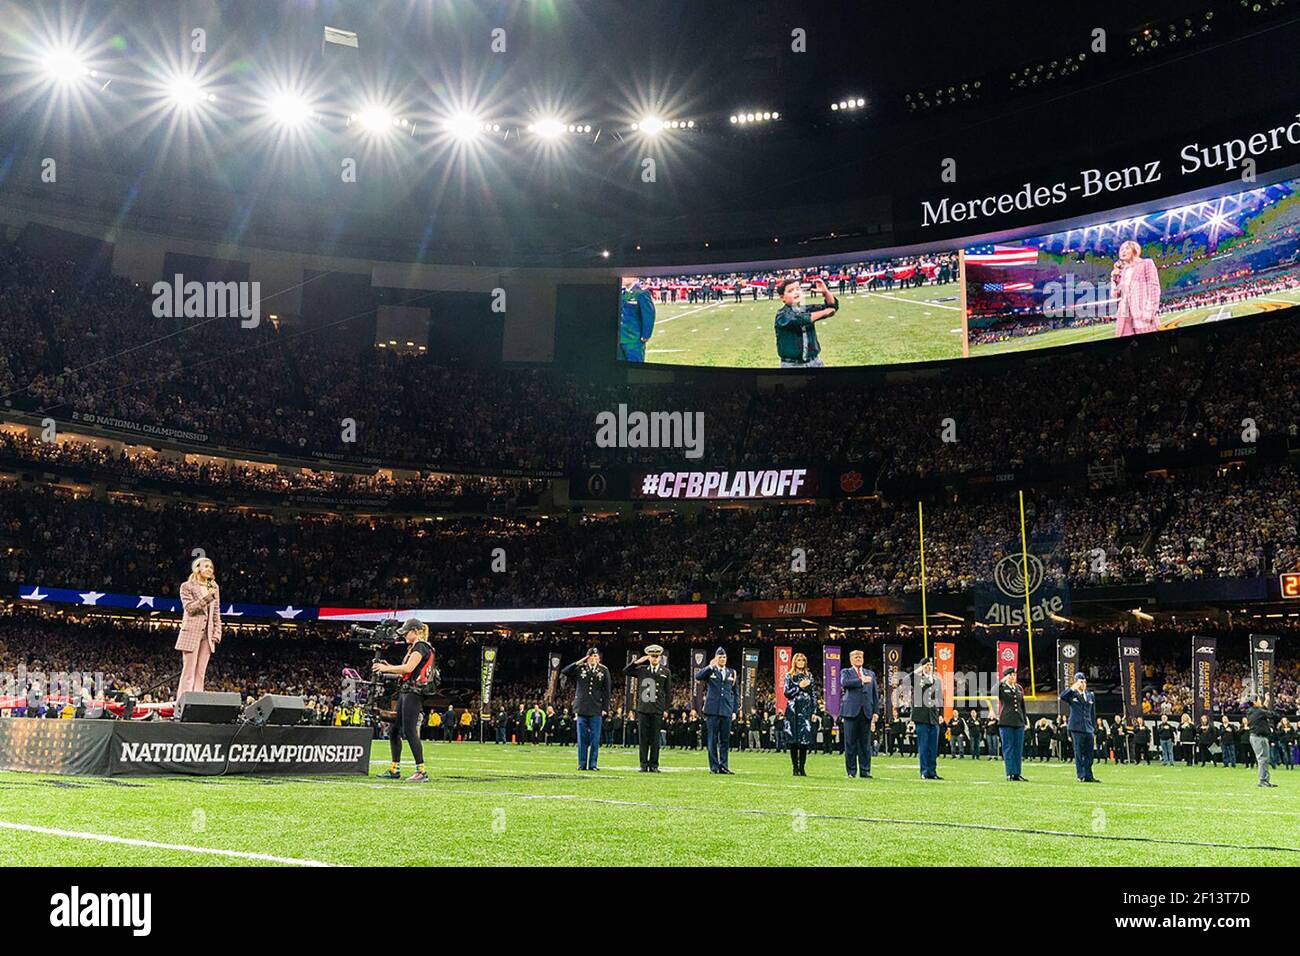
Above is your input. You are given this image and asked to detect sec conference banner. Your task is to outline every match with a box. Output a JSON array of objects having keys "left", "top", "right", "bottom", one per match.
[{"left": 1056, "top": 638, "right": 1080, "bottom": 716}]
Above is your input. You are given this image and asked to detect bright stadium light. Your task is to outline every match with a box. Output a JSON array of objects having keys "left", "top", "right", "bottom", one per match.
[
  {"left": 356, "top": 105, "right": 395, "bottom": 132},
  {"left": 167, "top": 75, "right": 215, "bottom": 109},
  {"left": 39, "top": 48, "right": 94, "bottom": 85},
  {"left": 266, "top": 92, "right": 313, "bottom": 128},
  {"left": 635, "top": 115, "right": 664, "bottom": 134},
  {"left": 445, "top": 111, "right": 485, "bottom": 140},
  {"left": 531, "top": 117, "right": 565, "bottom": 138}
]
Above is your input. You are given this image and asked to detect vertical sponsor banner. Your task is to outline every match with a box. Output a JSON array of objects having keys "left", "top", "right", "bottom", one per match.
[
  {"left": 881, "top": 645, "right": 901, "bottom": 722},
  {"left": 774, "top": 646, "right": 793, "bottom": 713},
  {"left": 1117, "top": 637, "right": 1142, "bottom": 722},
  {"left": 1191, "top": 636, "right": 1217, "bottom": 722},
  {"left": 479, "top": 646, "right": 498, "bottom": 718},
  {"left": 545, "top": 651, "right": 562, "bottom": 703},
  {"left": 690, "top": 648, "right": 707, "bottom": 712},
  {"left": 740, "top": 648, "right": 760, "bottom": 720},
  {"left": 824, "top": 646, "right": 843, "bottom": 719},
  {"left": 1249, "top": 634, "right": 1277, "bottom": 701},
  {"left": 996, "top": 642, "right": 1019, "bottom": 715},
  {"left": 1056, "top": 638, "right": 1080, "bottom": 716},
  {"left": 935, "top": 642, "right": 955, "bottom": 721},
  {"left": 625, "top": 650, "right": 638, "bottom": 712}
]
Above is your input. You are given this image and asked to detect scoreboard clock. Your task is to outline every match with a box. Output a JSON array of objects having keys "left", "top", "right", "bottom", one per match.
[{"left": 1282, "top": 572, "right": 1300, "bottom": 599}]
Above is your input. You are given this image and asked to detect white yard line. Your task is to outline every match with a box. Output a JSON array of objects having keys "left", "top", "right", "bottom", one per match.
[
  {"left": 0, "top": 819, "right": 333, "bottom": 866},
  {"left": 861, "top": 292, "right": 962, "bottom": 311}
]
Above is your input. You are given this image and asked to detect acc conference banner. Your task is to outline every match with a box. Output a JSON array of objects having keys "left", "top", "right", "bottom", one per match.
[
  {"left": 774, "top": 646, "right": 793, "bottom": 713},
  {"left": 935, "top": 642, "right": 955, "bottom": 721},
  {"left": 1117, "top": 637, "right": 1143, "bottom": 721},
  {"left": 1192, "top": 636, "right": 1217, "bottom": 722},
  {"left": 479, "top": 646, "right": 499, "bottom": 717},
  {"left": 823, "top": 646, "right": 843, "bottom": 719},
  {"left": 881, "top": 644, "right": 901, "bottom": 722},
  {"left": 1250, "top": 634, "right": 1277, "bottom": 700},
  {"left": 972, "top": 546, "right": 1069, "bottom": 627},
  {"left": 1056, "top": 638, "right": 1080, "bottom": 716},
  {"left": 740, "top": 648, "right": 760, "bottom": 719}
]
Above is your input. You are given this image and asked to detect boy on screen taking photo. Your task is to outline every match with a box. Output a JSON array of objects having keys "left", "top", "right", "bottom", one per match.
[{"left": 774, "top": 276, "right": 838, "bottom": 368}]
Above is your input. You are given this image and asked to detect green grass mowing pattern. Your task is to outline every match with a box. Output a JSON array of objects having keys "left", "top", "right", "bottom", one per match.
[
  {"left": 0, "top": 742, "right": 1297, "bottom": 866},
  {"left": 644, "top": 286, "right": 964, "bottom": 369}
]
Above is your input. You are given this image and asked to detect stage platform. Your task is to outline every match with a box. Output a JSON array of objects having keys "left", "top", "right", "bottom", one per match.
[{"left": 0, "top": 718, "right": 371, "bottom": 776}]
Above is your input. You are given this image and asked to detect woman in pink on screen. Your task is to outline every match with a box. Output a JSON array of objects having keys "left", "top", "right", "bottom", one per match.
[
  {"left": 175, "top": 556, "right": 222, "bottom": 703},
  {"left": 1111, "top": 239, "right": 1162, "bottom": 336}
]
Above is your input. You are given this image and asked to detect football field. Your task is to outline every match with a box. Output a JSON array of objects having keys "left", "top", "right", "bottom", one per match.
[
  {"left": 1, "top": 741, "right": 1296, "bottom": 867},
  {"left": 644, "top": 285, "right": 964, "bottom": 368}
]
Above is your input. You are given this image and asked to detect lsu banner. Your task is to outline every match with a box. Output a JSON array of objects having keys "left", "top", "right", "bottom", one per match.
[
  {"left": 1191, "top": 636, "right": 1217, "bottom": 722},
  {"left": 881, "top": 644, "right": 901, "bottom": 721},
  {"left": 1056, "top": 638, "right": 1080, "bottom": 716},
  {"left": 935, "top": 642, "right": 956, "bottom": 721},
  {"left": 479, "top": 646, "right": 499, "bottom": 717},
  {"left": 823, "top": 646, "right": 843, "bottom": 718},
  {"left": 1250, "top": 634, "right": 1277, "bottom": 701},
  {"left": 739, "top": 648, "right": 761, "bottom": 719},
  {"left": 1117, "top": 636, "right": 1142, "bottom": 721},
  {"left": 690, "top": 648, "right": 708, "bottom": 712},
  {"left": 545, "top": 651, "right": 563, "bottom": 703},
  {"left": 774, "top": 647, "right": 793, "bottom": 713}
]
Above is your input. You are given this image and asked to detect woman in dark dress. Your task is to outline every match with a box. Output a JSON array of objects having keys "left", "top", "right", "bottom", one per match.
[{"left": 783, "top": 653, "right": 818, "bottom": 776}]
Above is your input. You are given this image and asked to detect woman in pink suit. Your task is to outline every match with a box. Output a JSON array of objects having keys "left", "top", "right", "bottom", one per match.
[
  {"left": 176, "top": 557, "right": 222, "bottom": 702},
  {"left": 1112, "top": 239, "right": 1162, "bottom": 336}
]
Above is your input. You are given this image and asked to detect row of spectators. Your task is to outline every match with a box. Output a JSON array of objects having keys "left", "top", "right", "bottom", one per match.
[
  {"left": 0, "top": 464, "right": 1295, "bottom": 606},
  {"left": 2, "top": 245, "right": 1297, "bottom": 478}
]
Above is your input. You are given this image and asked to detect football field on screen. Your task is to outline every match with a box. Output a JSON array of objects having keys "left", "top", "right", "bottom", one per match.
[
  {"left": 643, "top": 285, "right": 964, "bottom": 368},
  {"left": 1, "top": 742, "right": 1296, "bottom": 866}
]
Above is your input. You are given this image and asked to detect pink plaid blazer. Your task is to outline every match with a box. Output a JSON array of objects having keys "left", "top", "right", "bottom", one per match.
[
  {"left": 175, "top": 580, "right": 222, "bottom": 652},
  {"left": 1114, "top": 257, "right": 1161, "bottom": 336}
]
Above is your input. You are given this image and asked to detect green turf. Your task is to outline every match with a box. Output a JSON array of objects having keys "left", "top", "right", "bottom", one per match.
[
  {"left": 968, "top": 289, "right": 1300, "bottom": 357},
  {"left": 644, "top": 286, "right": 965, "bottom": 368},
  {"left": 1, "top": 742, "right": 1296, "bottom": 866}
]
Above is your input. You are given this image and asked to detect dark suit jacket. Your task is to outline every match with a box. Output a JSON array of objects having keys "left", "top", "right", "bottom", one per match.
[{"left": 839, "top": 666, "right": 880, "bottom": 719}]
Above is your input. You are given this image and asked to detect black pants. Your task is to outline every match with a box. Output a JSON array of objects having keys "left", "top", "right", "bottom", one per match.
[
  {"left": 789, "top": 744, "right": 809, "bottom": 773},
  {"left": 389, "top": 692, "right": 424, "bottom": 766},
  {"left": 637, "top": 712, "right": 663, "bottom": 768}
]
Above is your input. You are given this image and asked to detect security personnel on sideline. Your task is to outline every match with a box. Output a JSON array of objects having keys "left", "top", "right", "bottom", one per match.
[
  {"left": 912, "top": 657, "right": 945, "bottom": 780},
  {"left": 561, "top": 647, "right": 612, "bottom": 771},
  {"left": 618, "top": 277, "right": 656, "bottom": 362},
  {"left": 624, "top": 644, "right": 672, "bottom": 772},
  {"left": 997, "top": 666, "right": 1029, "bottom": 782},
  {"left": 696, "top": 647, "right": 739, "bottom": 774},
  {"left": 1060, "top": 672, "right": 1100, "bottom": 783},
  {"left": 839, "top": 649, "right": 880, "bottom": 779},
  {"left": 373, "top": 619, "right": 434, "bottom": 783}
]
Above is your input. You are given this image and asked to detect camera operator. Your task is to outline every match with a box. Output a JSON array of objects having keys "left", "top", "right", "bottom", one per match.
[{"left": 373, "top": 620, "right": 434, "bottom": 783}]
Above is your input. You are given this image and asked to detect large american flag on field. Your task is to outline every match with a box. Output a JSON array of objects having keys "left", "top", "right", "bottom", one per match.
[
  {"left": 982, "top": 281, "right": 1034, "bottom": 292},
  {"left": 965, "top": 243, "right": 1039, "bottom": 266}
]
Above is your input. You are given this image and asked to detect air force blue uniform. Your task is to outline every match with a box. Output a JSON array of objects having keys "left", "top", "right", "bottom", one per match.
[
  {"left": 696, "top": 664, "right": 739, "bottom": 772},
  {"left": 618, "top": 284, "right": 656, "bottom": 363},
  {"left": 1060, "top": 687, "right": 1098, "bottom": 781}
]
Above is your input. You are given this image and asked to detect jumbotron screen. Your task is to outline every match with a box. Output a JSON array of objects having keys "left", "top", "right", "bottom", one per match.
[{"left": 617, "top": 176, "right": 1300, "bottom": 369}]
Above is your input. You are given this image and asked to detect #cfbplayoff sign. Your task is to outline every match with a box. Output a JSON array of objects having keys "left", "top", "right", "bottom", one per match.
[{"left": 632, "top": 468, "right": 817, "bottom": 500}]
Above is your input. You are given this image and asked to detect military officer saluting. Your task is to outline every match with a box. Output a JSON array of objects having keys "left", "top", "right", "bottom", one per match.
[{"left": 624, "top": 644, "right": 672, "bottom": 772}]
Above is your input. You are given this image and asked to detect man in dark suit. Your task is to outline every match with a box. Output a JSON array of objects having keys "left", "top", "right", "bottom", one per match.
[
  {"left": 695, "top": 647, "right": 739, "bottom": 774},
  {"left": 912, "top": 657, "right": 944, "bottom": 780},
  {"left": 560, "top": 647, "right": 612, "bottom": 771},
  {"left": 624, "top": 644, "right": 672, "bottom": 772},
  {"left": 839, "top": 649, "right": 880, "bottom": 779},
  {"left": 1059, "top": 672, "right": 1100, "bottom": 783}
]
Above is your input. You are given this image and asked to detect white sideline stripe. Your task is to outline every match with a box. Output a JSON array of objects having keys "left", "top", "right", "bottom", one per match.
[
  {"left": 863, "top": 292, "right": 961, "bottom": 311},
  {"left": 0, "top": 820, "right": 333, "bottom": 866},
  {"left": 656, "top": 303, "right": 725, "bottom": 325}
]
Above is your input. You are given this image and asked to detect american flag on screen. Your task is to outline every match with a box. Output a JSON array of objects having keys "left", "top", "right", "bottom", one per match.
[
  {"left": 982, "top": 281, "right": 1034, "bottom": 292},
  {"left": 965, "top": 244, "right": 1039, "bottom": 266}
]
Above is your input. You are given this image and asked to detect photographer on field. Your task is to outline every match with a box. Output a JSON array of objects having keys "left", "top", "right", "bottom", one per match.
[{"left": 373, "top": 620, "right": 434, "bottom": 783}]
